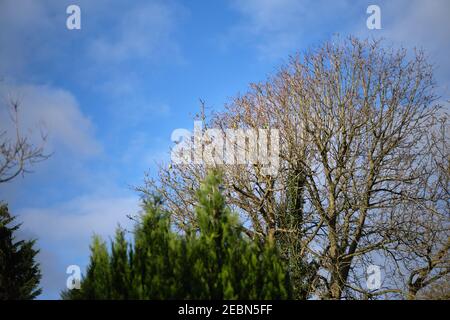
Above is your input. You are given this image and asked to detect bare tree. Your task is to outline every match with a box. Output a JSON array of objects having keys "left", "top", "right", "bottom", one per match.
[
  {"left": 0, "top": 99, "right": 49, "bottom": 183},
  {"left": 399, "top": 115, "right": 449, "bottom": 299},
  {"left": 140, "top": 37, "right": 449, "bottom": 299},
  {"left": 416, "top": 276, "right": 450, "bottom": 300}
]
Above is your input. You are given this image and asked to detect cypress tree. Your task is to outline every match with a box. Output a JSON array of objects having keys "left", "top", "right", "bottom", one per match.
[
  {"left": 187, "top": 171, "right": 240, "bottom": 299},
  {"left": 110, "top": 228, "right": 131, "bottom": 299},
  {"left": 131, "top": 195, "right": 181, "bottom": 299},
  {"left": 0, "top": 203, "right": 42, "bottom": 300},
  {"left": 63, "top": 171, "right": 291, "bottom": 299},
  {"left": 187, "top": 171, "right": 290, "bottom": 299},
  {"left": 82, "top": 236, "right": 112, "bottom": 299}
]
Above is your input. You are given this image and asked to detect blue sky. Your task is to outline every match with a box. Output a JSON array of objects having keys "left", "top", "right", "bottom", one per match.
[{"left": 0, "top": 0, "right": 449, "bottom": 299}]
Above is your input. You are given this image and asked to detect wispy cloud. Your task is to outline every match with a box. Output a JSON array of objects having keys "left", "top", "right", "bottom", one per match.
[
  {"left": 226, "top": 0, "right": 355, "bottom": 59},
  {"left": 87, "top": 1, "right": 185, "bottom": 64},
  {"left": 17, "top": 194, "right": 139, "bottom": 298},
  {"left": 0, "top": 0, "right": 58, "bottom": 77},
  {"left": 368, "top": 0, "right": 450, "bottom": 89},
  {"left": 0, "top": 83, "right": 102, "bottom": 157},
  {"left": 19, "top": 194, "right": 138, "bottom": 243}
]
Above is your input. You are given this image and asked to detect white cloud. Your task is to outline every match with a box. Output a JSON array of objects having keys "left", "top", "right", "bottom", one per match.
[
  {"left": 227, "top": 0, "right": 355, "bottom": 59},
  {"left": 228, "top": 0, "right": 450, "bottom": 91},
  {"left": 16, "top": 194, "right": 139, "bottom": 299},
  {"left": 0, "top": 83, "right": 102, "bottom": 157},
  {"left": 121, "top": 131, "right": 171, "bottom": 170},
  {"left": 98, "top": 75, "right": 172, "bottom": 122},
  {"left": 372, "top": 0, "right": 450, "bottom": 89},
  {"left": 0, "top": 0, "right": 186, "bottom": 86},
  {"left": 380, "top": 0, "right": 450, "bottom": 46},
  {"left": 232, "top": 0, "right": 308, "bottom": 33},
  {"left": 0, "top": 0, "right": 56, "bottom": 76},
  {"left": 18, "top": 194, "right": 138, "bottom": 243},
  {"left": 87, "top": 1, "right": 183, "bottom": 63}
]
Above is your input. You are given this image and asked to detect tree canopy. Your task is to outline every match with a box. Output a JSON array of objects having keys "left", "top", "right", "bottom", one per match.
[{"left": 141, "top": 37, "right": 449, "bottom": 299}]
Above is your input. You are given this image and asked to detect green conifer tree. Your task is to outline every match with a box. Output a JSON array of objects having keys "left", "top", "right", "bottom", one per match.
[
  {"left": 110, "top": 228, "right": 131, "bottom": 299},
  {"left": 0, "top": 203, "right": 42, "bottom": 300},
  {"left": 63, "top": 236, "right": 112, "bottom": 300},
  {"left": 63, "top": 171, "right": 291, "bottom": 299}
]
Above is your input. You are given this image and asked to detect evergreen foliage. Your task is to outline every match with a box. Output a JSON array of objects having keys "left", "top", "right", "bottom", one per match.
[
  {"left": 0, "top": 203, "right": 42, "bottom": 300},
  {"left": 63, "top": 171, "right": 291, "bottom": 299}
]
